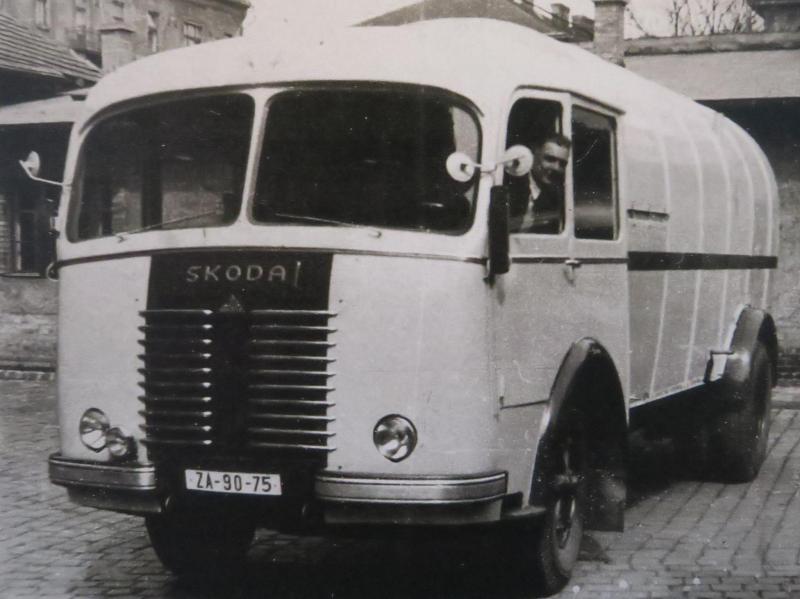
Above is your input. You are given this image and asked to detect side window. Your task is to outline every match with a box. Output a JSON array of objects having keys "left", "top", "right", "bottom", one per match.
[
  {"left": 505, "top": 99, "right": 565, "bottom": 235},
  {"left": 572, "top": 107, "right": 617, "bottom": 240}
]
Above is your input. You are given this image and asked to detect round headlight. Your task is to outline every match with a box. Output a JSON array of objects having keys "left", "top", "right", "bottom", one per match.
[
  {"left": 373, "top": 415, "right": 417, "bottom": 462},
  {"left": 79, "top": 408, "right": 109, "bottom": 452},
  {"left": 106, "top": 427, "right": 135, "bottom": 459}
]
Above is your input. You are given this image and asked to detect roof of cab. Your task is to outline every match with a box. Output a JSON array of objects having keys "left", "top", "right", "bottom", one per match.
[{"left": 83, "top": 18, "right": 702, "bottom": 123}]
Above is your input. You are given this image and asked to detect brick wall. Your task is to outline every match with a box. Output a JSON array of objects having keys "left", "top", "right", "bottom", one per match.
[{"left": 0, "top": 277, "right": 57, "bottom": 368}]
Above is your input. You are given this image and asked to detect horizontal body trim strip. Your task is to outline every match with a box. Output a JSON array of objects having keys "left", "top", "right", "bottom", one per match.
[
  {"left": 629, "top": 251, "right": 777, "bottom": 271},
  {"left": 57, "top": 247, "right": 777, "bottom": 273},
  {"left": 315, "top": 471, "right": 507, "bottom": 505},
  {"left": 56, "top": 246, "right": 487, "bottom": 269},
  {"left": 49, "top": 453, "right": 156, "bottom": 490},
  {"left": 511, "top": 256, "right": 627, "bottom": 265}
]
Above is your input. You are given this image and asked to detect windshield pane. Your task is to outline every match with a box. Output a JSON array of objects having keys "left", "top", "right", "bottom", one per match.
[
  {"left": 70, "top": 95, "right": 254, "bottom": 241},
  {"left": 253, "top": 90, "right": 480, "bottom": 233}
]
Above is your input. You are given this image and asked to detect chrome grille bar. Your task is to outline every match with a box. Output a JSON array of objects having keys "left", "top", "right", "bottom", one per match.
[{"left": 138, "top": 305, "right": 336, "bottom": 458}]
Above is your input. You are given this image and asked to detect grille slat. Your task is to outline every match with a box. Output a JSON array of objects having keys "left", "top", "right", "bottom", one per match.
[
  {"left": 139, "top": 307, "right": 336, "bottom": 458},
  {"left": 248, "top": 441, "right": 336, "bottom": 452},
  {"left": 248, "top": 427, "right": 335, "bottom": 437},
  {"left": 248, "top": 398, "right": 335, "bottom": 407},
  {"left": 139, "top": 409, "right": 213, "bottom": 419},
  {"left": 139, "top": 394, "right": 212, "bottom": 404},
  {"left": 248, "top": 383, "right": 334, "bottom": 391},
  {"left": 248, "top": 413, "right": 334, "bottom": 422},
  {"left": 142, "top": 423, "right": 214, "bottom": 433}
]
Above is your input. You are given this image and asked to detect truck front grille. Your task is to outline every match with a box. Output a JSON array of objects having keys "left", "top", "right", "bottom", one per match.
[{"left": 138, "top": 308, "right": 337, "bottom": 458}]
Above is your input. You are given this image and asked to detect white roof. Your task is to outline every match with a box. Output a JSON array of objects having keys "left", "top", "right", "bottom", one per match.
[{"left": 83, "top": 19, "right": 706, "bottom": 125}]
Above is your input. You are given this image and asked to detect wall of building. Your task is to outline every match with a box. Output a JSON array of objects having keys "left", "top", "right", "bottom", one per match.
[{"left": 1, "top": 0, "right": 247, "bottom": 66}]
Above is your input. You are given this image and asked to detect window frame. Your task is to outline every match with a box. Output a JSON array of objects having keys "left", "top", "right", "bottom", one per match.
[
  {"left": 35, "top": 0, "right": 50, "bottom": 29},
  {"left": 147, "top": 11, "right": 159, "bottom": 53},
  {"left": 569, "top": 99, "right": 620, "bottom": 242},
  {"left": 250, "top": 84, "right": 484, "bottom": 236},
  {"left": 5, "top": 187, "right": 55, "bottom": 277},
  {"left": 502, "top": 88, "right": 572, "bottom": 239},
  {"left": 182, "top": 21, "right": 202, "bottom": 46},
  {"left": 67, "top": 93, "right": 256, "bottom": 243}
]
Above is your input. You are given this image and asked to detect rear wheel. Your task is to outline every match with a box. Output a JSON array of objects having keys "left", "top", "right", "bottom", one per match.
[
  {"left": 708, "top": 342, "right": 772, "bottom": 482},
  {"left": 146, "top": 509, "right": 255, "bottom": 578}
]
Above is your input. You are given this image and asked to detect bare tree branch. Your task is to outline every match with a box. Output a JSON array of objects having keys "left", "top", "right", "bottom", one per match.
[{"left": 629, "top": 0, "right": 763, "bottom": 37}]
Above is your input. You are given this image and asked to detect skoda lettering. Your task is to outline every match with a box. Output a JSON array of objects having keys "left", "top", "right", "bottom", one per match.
[{"left": 185, "top": 261, "right": 303, "bottom": 286}]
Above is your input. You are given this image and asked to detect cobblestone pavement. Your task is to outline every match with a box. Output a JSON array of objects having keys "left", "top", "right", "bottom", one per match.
[{"left": 2, "top": 379, "right": 799, "bottom": 598}]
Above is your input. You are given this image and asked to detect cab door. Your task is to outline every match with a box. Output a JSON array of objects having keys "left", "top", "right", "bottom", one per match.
[
  {"left": 491, "top": 93, "right": 629, "bottom": 411},
  {"left": 566, "top": 100, "right": 630, "bottom": 396},
  {"left": 490, "top": 92, "right": 630, "bottom": 498}
]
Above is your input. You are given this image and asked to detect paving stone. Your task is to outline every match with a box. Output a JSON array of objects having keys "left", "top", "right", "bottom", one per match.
[{"left": 5, "top": 380, "right": 800, "bottom": 599}]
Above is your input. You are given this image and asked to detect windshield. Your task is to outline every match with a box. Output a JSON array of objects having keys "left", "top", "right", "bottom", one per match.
[
  {"left": 253, "top": 89, "right": 481, "bottom": 233},
  {"left": 70, "top": 94, "right": 254, "bottom": 241}
]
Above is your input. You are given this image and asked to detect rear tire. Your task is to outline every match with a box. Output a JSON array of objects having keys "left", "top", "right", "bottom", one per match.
[
  {"left": 708, "top": 342, "right": 772, "bottom": 482},
  {"left": 146, "top": 509, "right": 255, "bottom": 578}
]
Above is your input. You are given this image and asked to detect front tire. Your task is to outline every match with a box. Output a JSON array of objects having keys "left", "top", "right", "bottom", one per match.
[
  {"left": 511, "top": 419, "right": 586, "bottom": 597},
  {"left": 146, "top": 509, "right": 255, "bottom": 578}
]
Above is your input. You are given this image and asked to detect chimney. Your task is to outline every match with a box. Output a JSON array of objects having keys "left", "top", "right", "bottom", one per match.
[
  {"left": 572, "top": 15, "right": 596, "bottom": 40},
  {"left": 551, "top": 3, "right": 571, "bottom": 25},
  {"left": 593, "top": 0, "right": 628, "bottom": 66},
  {"left": 747, "top": 0, "right": 800, "bottom": 32},
  {"left": 99, "top": 23, "right": 136, "bottom": 74}
]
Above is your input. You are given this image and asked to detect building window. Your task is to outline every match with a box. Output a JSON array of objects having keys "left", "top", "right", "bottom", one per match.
[
  {"left": 74, "top": 0, "right": 87, "bottom": 31},
  {"left": 8, "top": 190, "right": 55, "bottom": 276},
  {"left": 147, "top": 11, "right": 159, "bottom": 53},
  {"left": 183, "top": 22, "right": 202, "bottom": 46},
  {"left": 109, "top": 0, "right": 124, "bottom": 22},
  {"left": 35, "top": 0, "right": 50, "bottom": 29}
]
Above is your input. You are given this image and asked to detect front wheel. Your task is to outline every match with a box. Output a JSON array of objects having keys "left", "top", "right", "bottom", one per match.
[
  {"left": 509, "top": 421, "right": 586, "bottom": 597},
  {"left": 146, "top": 509, "right": 255, "bottom": 578}
]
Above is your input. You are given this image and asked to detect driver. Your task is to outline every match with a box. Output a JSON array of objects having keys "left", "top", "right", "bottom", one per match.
[{"left": 509, "top": 134, "right": 571, "bottom": 234}]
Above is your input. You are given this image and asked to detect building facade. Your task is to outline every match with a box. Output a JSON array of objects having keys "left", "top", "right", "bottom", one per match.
[
  {"left": 0, "top": 0, "right": 248, "bottom": 70},
  {"left": 0, "top": 0, "right": 248, "bottom": 372}
]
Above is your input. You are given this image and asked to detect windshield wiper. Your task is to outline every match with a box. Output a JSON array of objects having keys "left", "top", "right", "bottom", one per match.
[
  {"left": 273, "top": 212, "right": 381, "bottom": 236},
  {"left": 115, "top": 209, "right": 222, "bottom": 242}
]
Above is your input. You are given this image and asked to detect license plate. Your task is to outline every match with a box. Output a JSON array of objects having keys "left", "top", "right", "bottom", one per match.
[{"left": 185, "top": 469, "right": 282, "bottom": 496}]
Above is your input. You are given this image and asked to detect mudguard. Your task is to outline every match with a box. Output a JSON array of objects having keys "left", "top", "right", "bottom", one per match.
[
  {"left": 721, "top": 307, "right": 778, "bottom": 408},
  {"left": 529, "top": 338, "right": 627, "bottom": 532}
]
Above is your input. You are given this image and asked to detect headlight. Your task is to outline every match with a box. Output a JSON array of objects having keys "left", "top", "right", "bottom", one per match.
[
  {"left": 79, "top": 408, "right": 109, "bottom": 452},
  {"left": 106, "top": 427, "right": 135, "bottom": 459},
  {"left": 373, "top": 415, "right": 417, "bottom": 462}
]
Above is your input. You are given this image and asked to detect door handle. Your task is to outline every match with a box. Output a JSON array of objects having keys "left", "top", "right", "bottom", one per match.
[{"left": 563, "top": 258, "right": 581, "bottom": 284}]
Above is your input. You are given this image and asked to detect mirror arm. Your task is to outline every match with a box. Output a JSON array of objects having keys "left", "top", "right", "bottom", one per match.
[{"left": 18, "top": 160, "right": 65, "bottom": 188}]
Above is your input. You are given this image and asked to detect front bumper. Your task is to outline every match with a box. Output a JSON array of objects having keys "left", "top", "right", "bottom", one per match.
[
  {"left": 315, "top": 471, "right": 507, "bottom": 504},
  {"left": 315, "top": 471, "right": 508, "bottom": 525},
  {"left": 49, "top": 453, "right": 156, "bottom": 491},
  {"left": 49, "top": 454, "right": 508, "bottom": 524},
  {"left": 49, "top": 453, "right": 161, "bottom": 515}
]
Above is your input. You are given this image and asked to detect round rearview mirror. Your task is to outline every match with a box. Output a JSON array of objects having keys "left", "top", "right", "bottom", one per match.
[
  {"left": 446, "top": 151, "right": 478, "bottom": 183},
  {"left": 501, "top": 145, "right": 534, "bottom": 177},
  {"left": 21, "top": 151, "right": 41, "bottom": 178}
]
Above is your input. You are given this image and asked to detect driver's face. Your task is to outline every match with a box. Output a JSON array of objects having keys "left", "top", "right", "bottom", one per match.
[{"left": 532, "top": 141, "right": 570, "bottom": 189}]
